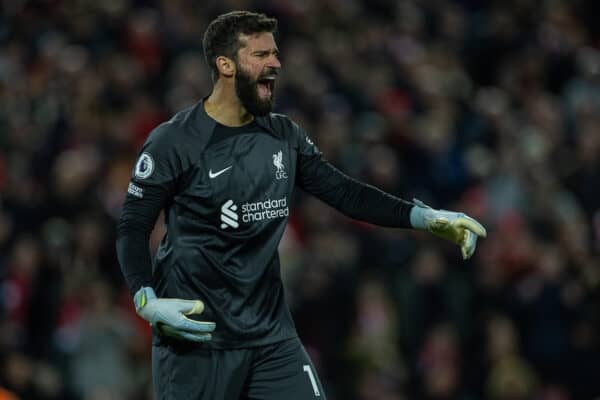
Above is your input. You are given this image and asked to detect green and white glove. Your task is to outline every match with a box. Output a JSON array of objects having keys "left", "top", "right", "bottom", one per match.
[
  {"left": 410, "top": 199, "right": 487, "bottom": 260},
  {"left": 134, "top": 286, "right": 215, "bottom": 342}
]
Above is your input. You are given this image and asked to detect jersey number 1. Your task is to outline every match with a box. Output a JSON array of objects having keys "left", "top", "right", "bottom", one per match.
[{"left": 303, "top": 364, "right": 321, "bottom": 397}]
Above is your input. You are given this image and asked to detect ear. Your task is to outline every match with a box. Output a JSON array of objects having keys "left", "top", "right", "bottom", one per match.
[{"left": 216, "top": 56, "right": 235, "bottom": 79}]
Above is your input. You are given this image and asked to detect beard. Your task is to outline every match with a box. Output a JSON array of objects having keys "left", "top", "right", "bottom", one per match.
[{"left": 235, "top": 64, "right": 276, "bottom": 117}]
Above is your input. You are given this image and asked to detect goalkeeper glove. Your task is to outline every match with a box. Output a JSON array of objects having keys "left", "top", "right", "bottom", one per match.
[
  {"left": 410, "top": 199, "right": 487, "bottom": 260},
  {"left": 133, "top": 286, "right": 215, "bottom": 342}
]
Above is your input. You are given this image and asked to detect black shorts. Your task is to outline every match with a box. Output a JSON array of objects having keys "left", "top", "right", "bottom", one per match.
[{"left": 152, "top": 337, "right": 326, "bottom": 400}]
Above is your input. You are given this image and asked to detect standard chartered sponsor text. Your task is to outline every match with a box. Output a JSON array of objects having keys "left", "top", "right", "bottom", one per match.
[{"left": 241, "top": 197, "right": 289, "bottom": 223}]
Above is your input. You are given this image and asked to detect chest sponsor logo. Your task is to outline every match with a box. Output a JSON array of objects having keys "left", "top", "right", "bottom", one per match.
[
  {"left": 273, "top": 150, "right": 287, "bottom": 180},
  {"left": 219, "top": 197, "right": 289, "bottom": 229},
  {"left": 220, "top": 200, "right": 239, "bottom": 229},
  {"left": 209, "top": 166, "right": 232, "bottom": 179}
]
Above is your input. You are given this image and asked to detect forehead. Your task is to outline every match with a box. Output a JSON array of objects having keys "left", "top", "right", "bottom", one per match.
[{"left": 238, "top": 32, "right": 277, "bottom": 52}]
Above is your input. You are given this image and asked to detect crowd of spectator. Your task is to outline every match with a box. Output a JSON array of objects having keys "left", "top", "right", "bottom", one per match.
[{"left": 1, "top": 0, "right": 599, "bottom": 399}]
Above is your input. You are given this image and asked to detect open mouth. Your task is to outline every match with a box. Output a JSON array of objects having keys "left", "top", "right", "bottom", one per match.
[{"left": 257, "top": 76, "right": 276, "bottom": 98}]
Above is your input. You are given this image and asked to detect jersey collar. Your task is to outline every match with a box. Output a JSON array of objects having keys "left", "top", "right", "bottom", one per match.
[{"left": 196, "top": 95, "right": 280, "bottom": 138}]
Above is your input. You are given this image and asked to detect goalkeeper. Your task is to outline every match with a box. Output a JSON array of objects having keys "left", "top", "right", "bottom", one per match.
[{"left": 116, "top": 10, "right": 486, "bottom": 400}]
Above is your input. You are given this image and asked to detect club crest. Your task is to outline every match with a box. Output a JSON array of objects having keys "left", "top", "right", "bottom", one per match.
[{"left": 273, "top": 150, "right": 287, "bottom": 180}]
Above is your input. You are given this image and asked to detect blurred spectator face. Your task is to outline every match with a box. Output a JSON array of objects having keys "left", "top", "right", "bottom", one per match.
[
  {"left": 419, "top": 325, "right": 461, "bottom": 399},
  {"left": 10, "top": 235, "right": 40, "bottom": 278},
  {"left": 3, "top": 352, "right": 33, "bottom": 393},
  {"left": 576, "top": 115, "right": 600, "bottom": 164},
  {"left": 487, "top": 315, "right": 519, "bottom": 362},
  {"left": 166, "top": 53, "right": 212, "bottom": 112},
  {"left": 85, "top": 280, "right": 114, "bottom": 316},
  {"left": 233, "top": 32, "right": 281, "bottom": 116},
  {"left": 126, "top": 8, "right": 162, "bottom": 74},
  {"left": 412, "top": 248, "right": 446, "bottom": 285},
  {"left": 355, "top": 280, "right": 397, "bottom": 341},
  {"left": 364, "top": 145, "right": 401, "bottom": 191},
  {"left": 74, "top": 216, "right": 105, "bottom": 258},
  {"left": 4, "top": 236, "right": 40, "bottom": 323},
  {"left": 485, "top": 317, "right": 540, "bottom": 400},
  {"left": 486, "top": 356, "right": 539, "bottom": 400},
  {"left": 51, "top": 147, "right": 101, "bottom": 202}
]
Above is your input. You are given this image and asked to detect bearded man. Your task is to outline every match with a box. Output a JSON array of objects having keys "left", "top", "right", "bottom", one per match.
[{"left": 116, "top": 10, "right": 486, "bottom": 400}]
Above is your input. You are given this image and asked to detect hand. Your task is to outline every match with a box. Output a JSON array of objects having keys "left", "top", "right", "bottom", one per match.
[
  {"left": 410, "top": 199, "right": 487, "bottom": 260},
  {"left": 133, "top": 287, "right": 216, "bottom": 342}
]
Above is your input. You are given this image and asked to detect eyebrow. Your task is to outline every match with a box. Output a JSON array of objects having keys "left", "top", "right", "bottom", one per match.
[{"left": 251, "top": 49, "right": 279, "bottom": 55}]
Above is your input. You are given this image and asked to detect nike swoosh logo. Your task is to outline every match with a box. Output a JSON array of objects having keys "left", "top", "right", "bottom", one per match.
[{"left": 208, "top": 166, "right": 232, "bottom": 179}]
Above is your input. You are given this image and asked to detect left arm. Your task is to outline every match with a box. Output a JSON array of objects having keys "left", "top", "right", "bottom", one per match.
[
  {"left": 293, "top": 123, "right": 487, "bottom": 259},
  {"left": 294, "top": 125, "right": 413, "bottom": 228},
  {"left": 297, "top": 153, "right": 414, "bottom": 228}
]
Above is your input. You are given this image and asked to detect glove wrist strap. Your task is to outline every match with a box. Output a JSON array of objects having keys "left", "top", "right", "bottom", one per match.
[
  {"left": 409, "top": 198, "right": 432, "bottom": 230},
  {"left": 133, "top": 286, "right": 156, "bottom": 312}
]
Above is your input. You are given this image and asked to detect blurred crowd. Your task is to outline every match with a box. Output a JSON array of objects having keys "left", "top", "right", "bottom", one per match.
[{"left": 1, "top": 0, "right": 600, "bottom": 399}]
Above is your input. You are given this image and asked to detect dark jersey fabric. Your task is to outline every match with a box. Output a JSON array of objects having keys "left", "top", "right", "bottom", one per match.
[{"left": 116, "top": 99, "right": 414, "bottom": 349}]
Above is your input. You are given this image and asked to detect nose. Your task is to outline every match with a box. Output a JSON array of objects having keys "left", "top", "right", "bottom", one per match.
[{"left": 267, "top": 54, "right": 281, "bottom": 70}]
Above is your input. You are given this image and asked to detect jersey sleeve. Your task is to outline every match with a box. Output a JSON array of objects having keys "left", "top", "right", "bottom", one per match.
[
  {"left": 116, "top": 125, "right": 183, "bottom": 295},
  {"left": 293, "top": 121, "right": 413, "bottom": 228}
]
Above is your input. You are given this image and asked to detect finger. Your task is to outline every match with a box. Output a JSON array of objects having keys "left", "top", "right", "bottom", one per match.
[
  {"left": 461, "top": 230, "right": 478, "bottom": 260},
  {"left": 177, "top": 331, "right": 212, "bottom": 342},
  {"left": 454, "top": 216, "right": 487, "bottom": 238},
  {"left": 174, "top": 299, "right": 205, "bottom": 315},
  {"left": 179, "top": 317, "right": 216, "bottom": 333},
  {"left": 160, "top": 324, "right": 213, "bottom": 342}
]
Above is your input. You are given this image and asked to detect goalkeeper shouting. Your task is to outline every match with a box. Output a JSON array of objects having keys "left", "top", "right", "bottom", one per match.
[{"left": 116, "top": 10, "right": 486, "bottom": 400}]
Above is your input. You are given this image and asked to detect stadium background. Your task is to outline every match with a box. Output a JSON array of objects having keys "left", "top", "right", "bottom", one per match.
[{"left": 1, "top": 0, "right": 599, "bottom": 399}]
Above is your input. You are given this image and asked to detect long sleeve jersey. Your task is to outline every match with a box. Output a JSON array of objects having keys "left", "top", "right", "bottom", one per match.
[{"left": 116, "top": 99, "right": 414, "bottom": 349}]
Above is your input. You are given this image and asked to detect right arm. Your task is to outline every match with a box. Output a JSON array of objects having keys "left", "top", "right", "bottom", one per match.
[
  {"left": 116, "top": 129, "right": 178, "bottom": 295},
  {"left": 116, "top": 182, "right": 169, "bottom": 295},
  {"left": 115, "top": 127, "right": 215, "bottom": 341}
]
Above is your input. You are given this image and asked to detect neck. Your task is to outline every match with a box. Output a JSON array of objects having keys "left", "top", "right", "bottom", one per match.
[{"left": 204, "top": 80, "right": 254, "bottom": 127}]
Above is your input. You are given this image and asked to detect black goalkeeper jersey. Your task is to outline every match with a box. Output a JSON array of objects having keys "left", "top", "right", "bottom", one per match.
[{"left": 116, "top": 99, "right": 414, "bottom": 349}]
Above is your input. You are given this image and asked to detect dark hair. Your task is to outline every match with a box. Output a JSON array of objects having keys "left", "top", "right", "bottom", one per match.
[{"left": 203, "top": 11, "right": 278, "bottom": 83}]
